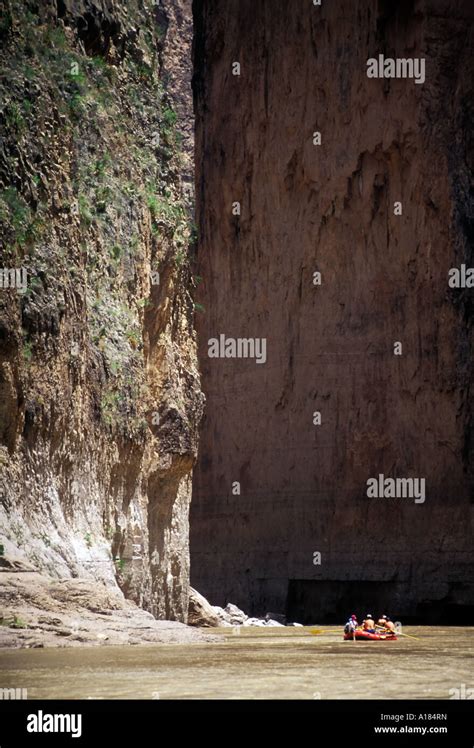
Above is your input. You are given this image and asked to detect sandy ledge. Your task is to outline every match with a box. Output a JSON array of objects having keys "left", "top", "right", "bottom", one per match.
[{"left": 0, "top": 568, "right": 217, "bottom": 649}]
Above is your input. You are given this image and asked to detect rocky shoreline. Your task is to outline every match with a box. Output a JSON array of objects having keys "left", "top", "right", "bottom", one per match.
[
  {"left": 0, "top": 563, "right": 303, "bottom": 649},
  {"left": 188, "top": 587, "right": 302, "bottom": 629},
  {"left": 0, "top": 565, "right": 217, "bottom": 649}
]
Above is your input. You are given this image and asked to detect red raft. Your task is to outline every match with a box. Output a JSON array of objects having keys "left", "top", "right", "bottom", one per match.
[{"left": 343, "top": 629, "right": 398, "bottom": 641}]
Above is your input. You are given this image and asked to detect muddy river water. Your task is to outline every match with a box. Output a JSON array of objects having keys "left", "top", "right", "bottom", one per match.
[{"left": 0, "top": 626, "right": 472, "bottom": 700}]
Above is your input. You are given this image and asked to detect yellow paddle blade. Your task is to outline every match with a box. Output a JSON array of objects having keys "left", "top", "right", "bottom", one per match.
[{"left": 309, "top": 628, "right": 342, "bottom": 635}]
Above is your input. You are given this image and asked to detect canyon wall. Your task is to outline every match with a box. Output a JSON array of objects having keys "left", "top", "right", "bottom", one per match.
[
  {"left": 0, "top": 0, "right": 199, "bottom": 622},
  {"left": 191, "top": 0, "right": 473, "bottom": 622}
]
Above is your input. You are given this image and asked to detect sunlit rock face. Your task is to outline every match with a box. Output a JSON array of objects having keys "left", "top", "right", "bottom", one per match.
[
  {"left": 190, "top": 0, "right": 473, "bottom": 623},
  {"left": 0, "top": 0, "right": 201, "bottom": 622}
]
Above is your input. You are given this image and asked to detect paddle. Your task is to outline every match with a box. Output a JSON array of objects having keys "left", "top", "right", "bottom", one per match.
[
  {"left": 375, "top": 624, "right": 419, "bottom": 640},
  {"left": 309, "top": 628, "right": 342, "bottom": 635},
  {"left": 393, "top": 631, "right": 420, "bottom": 641}
]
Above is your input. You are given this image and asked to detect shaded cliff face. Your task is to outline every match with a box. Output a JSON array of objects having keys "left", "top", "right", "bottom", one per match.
[
  {"left": 191, "top": 0, "right": 473, "bottom": 622},
  {"left": 0, "top": 0, "right": 200, "bottom": 622}
]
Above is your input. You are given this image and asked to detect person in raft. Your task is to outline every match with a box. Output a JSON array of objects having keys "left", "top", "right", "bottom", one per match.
[
  {"left": 362, "top": 614, "right": 376, "bottom": 632},
  {"left": 344, "top": 614, "right": 358, "bottom": 634},
  {"left": 377, "top": 615, "right": 396, "bottom": 632}
]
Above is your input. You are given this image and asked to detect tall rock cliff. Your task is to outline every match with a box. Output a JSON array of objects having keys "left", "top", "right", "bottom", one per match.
[
  {"left": 191, "top": 0, "right": 473, "bottom": 622},
  {"left": 0, "top": 0, "right": 200, "bottom": 622}
]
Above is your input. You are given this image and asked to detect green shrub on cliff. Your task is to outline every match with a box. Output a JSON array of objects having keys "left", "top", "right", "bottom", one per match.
[{"left": 0, "top": 0, "right": 194, "bottom": 446}]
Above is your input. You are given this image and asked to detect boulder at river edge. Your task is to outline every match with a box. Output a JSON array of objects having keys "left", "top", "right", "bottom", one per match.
[
  {"left": 188, "top": 589, "right": 287, "bottom": 627},
  {"left": 188, "top": 588, "right": 221, "bottom": 627}
]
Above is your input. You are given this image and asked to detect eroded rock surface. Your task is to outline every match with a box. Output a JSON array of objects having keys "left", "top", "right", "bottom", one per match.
[
  {"left": 0, "top": 0, "right": 200, "bottom": 627},
  {"left": 0, "top": 568, "right": 215, "bottom": 647},
  {"left": 191, "top": 0, "right": 473, "bottom": 622}
]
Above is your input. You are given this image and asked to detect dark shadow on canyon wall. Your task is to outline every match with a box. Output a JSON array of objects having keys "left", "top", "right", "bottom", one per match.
[
  {"left": 190, "top": 0, "right": 473, "bottom": 623},
  {"left": 286, "top": 580, "right": 474, "bottom": 625}
]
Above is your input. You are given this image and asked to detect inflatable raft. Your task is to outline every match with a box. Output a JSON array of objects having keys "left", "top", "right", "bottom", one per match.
[{"left": 343, "top": 630, "right": 398, "bottom": 641}]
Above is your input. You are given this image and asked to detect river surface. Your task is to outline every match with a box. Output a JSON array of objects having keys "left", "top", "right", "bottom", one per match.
[{"left": 0, "top": 627, "right": 472, "bottom": 700}]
